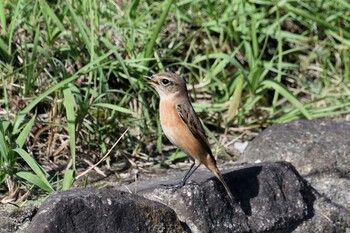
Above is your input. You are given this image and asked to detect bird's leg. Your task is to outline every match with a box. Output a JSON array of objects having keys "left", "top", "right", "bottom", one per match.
[
  {"left": 179, "top": 162, "right": 201, "bottom": 186},
  {"left": 161, "top": 162, "right": 201, "bottom": 189}
]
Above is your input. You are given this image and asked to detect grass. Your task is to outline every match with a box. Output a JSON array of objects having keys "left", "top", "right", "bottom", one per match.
[{"left": 0, "top": 0, "right": 350, "bottom": 202}]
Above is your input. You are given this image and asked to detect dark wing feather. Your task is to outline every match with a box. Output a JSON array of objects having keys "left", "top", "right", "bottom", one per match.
[{"left": 176, "top": 104, "right": 212, "bottom": 154}]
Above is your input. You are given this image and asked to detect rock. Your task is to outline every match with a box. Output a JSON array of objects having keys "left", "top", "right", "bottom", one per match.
[
  {"left": 0, "top": 204, "right": 37, "bottom": 233},
  {"left": 241, "top": 119, "right": 350, "bottom": 176},
  {"left": 26, "top": 189, "right": 189, "bottom": 233},
  {"left": 241, "top": 119, "right": 350, "bottom": 232},
  {"left": 25, "top": 161, "right": 313, "bottom": 233},
  {"left": 127, "top": 162, "right": 314, "bottom": 233},
  {"left": 293, "top": 194, "right": 350, "bottom": 233}
]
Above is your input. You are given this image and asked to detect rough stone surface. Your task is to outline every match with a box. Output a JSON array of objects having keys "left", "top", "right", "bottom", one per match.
[
  {"left": 241, "top": 119, "right": 350, "bottom": 232},
  {"left": 0, "top": 204, "right": 37, "bottom": 233},
  {"left": 24, "top": 161, "right": 313, "bottom": 233},
  {"left": 293, "top": 195, "right": 350, "bottom": 233},
  {"left": 241, "top": 119, "right": 350, "bottom": 176},
  {"left": 140, "top": 162, "right": 313, "bottom": 233},
  {"left": 26, "top": 188, "right": 189, "bottom": 233}
]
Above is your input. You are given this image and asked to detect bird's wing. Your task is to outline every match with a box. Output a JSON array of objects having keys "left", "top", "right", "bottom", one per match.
[{"left": 176, "top": 104, "right": 212, "bottom": 153}]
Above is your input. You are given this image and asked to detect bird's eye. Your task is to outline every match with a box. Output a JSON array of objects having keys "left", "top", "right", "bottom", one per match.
[{"left": 161, "top": 79, "right": 170, "bottom": 86}]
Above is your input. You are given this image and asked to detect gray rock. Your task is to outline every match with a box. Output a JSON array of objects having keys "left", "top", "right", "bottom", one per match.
[
  {"left": 241, "top": 119, "right": 350, "bottom": 176},
  {"left": 26, "top": 189, "right": 189, "bottom": 233},
  {"left": 130, "top": 162, "right": 314, "bottom": 233},
  {"left": 293, "top": 194, "right": 350, "bottom": 233},
  {"left": 25, "top": 161, "right": 313, "bottom": 233},
  {"left": 0, "top": 204, "right": 37, "bottom": 233},
  {"left": 241, "top": 119, "right": 350, "bottom": 232}
]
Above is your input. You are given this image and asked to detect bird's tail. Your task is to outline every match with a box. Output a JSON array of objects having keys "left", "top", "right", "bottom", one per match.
[{"left": 207, "top": 160, "right": 235, "bottom": 201}]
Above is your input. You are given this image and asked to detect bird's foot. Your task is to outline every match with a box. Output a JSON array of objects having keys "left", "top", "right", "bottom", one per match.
[{"left": 160, "top": 181, "right": 185, "bottom": 190}]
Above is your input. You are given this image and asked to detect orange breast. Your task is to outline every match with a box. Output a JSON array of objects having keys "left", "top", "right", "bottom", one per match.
[{"left": 159, "top": 99, "right": 208, "bottom": 162}]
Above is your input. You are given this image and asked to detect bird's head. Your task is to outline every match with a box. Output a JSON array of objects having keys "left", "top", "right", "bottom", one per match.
[{"left": 146, "top": 72, "right": 187, "bottom": 99}]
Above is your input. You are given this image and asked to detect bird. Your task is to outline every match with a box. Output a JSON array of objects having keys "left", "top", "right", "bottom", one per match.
[{"left": 146, "top": 72, "right": 234, "bottom": 201}]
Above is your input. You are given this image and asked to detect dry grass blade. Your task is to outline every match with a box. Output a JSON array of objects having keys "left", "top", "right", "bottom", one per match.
[{"left": 75, "top": 127, "right": 130, "bottom": 180}]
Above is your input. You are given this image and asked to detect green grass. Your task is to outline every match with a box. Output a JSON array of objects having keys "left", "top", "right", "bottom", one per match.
[{"left": 0, "top": 0, "right": 350, "bottom": 201}]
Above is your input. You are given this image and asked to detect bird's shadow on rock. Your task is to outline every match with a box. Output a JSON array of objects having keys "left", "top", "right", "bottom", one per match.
[
  {"left": 219, "top": 166, "right": 261, "bottom": 216},
  {"left": 216, "top": 164, "right": 315, "bottom": 223}
]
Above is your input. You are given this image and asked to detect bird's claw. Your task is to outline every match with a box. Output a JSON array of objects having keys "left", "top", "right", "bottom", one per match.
[{"left": 160, "top": 182, "right": 185, "bottom": 190}]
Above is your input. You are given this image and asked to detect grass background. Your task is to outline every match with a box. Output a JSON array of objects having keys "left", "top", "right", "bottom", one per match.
[{"left": 1, "top": 0, "right": 350, "bottom": 202}]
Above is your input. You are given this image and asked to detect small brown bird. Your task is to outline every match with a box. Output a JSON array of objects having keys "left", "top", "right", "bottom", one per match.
[{"left": 147, "top": 72, "right": 234, "bottom": 200}]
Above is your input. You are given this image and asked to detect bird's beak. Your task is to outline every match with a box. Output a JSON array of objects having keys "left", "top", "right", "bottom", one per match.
[{"left": 144, "top": 74, "right": 158, "bottom": 86}]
